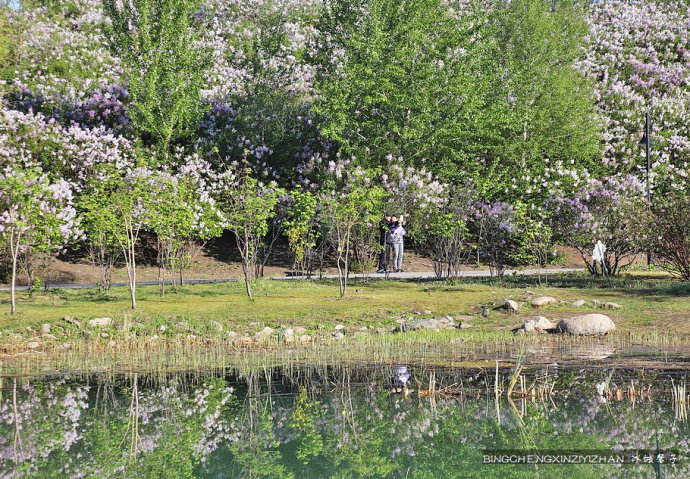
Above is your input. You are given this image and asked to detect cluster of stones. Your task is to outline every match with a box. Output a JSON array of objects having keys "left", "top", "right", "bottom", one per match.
[
  {"left": 503, "top": 294, "right": 619, "bottom": 336},
  {"left": 22, "top": 316, "right": 379, "bottom": 350},
  {"left": 22, "top": 316, "right": 118, "bottom": 351},
  {"left": 18, "top": 291, "right": 622, "bottom": 351},
  {"left": 227, "top": 323, "right": 378, "bottom": 346}
]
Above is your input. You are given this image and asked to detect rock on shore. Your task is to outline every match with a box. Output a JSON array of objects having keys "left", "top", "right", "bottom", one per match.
[
  {"left": 520, "top": 316, "right": 554, "bottom": 333},
  {"left": 531, "top": 296, "right": 556, "bottom": 308},
  {"left": 557, "top": 314, "right": 616, "bottom": 336}
]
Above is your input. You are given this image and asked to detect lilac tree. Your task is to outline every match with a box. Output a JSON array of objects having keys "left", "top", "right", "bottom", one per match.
[
  {"left": 648, "top": 193, "right": 690, "bottom": 280},
  {"left": 379, "top": 156, "right": 473, "bottom": 277},
  {"left": 549, "top": 175, "right": 648, "bottom": 276},
  {"left": 470, "top": 201, "right": 517, "bottom": 282},
  {"left": 323, "top": 167, "right": 384, "bottom": 296},
  {"left": 578, "top": 1, "right": 690, "bottom": 172},
  {"left": 0, "top": 166, "right": 79, "bottom": 314},
  {"left": 81, "top": 167, "right": 154, "bottom": 309}
]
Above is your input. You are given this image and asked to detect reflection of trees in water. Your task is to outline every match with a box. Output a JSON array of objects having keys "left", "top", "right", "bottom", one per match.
[
  {"left": 0, "top": 367, "right": 688, "bottom": 477},
  {"left": 0, "top": 374, "right": 238, "bottom": 477}
]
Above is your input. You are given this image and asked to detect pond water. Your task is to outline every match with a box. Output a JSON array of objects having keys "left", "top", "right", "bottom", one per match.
[{"left": 0, "top": 366, "right": 688, "bottom": 478}]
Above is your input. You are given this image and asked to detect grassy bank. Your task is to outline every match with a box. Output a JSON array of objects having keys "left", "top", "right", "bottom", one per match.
[{"left": 1, "top": 274, "right": 689, "bottom": 374}]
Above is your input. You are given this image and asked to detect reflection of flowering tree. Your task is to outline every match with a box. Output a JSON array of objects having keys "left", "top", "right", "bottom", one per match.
[
  {"left": 1, "top": 370, "right": 689, "bottom": 477},
  {"left": 0, "top": 376, "right": 238, "bottom": 477}
]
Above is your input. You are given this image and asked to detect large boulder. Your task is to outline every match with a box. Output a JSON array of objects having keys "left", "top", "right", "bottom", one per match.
[
  {"left": 88, "top": 317, "right": 112, "bottom": 327},
  {"left": 571, "top": 299, "right": 585, "bottom": 307},
  {"left": 402, "top": 316, "right": 455, "bottom": 332},
  {"left": 531, "top": 296, "right": 556, "bottom": 308},
  {"left": 557, "top": 314, "right": 616, "bottom": 336},
  {"left": 256, "top": 326, "right": 275, "bottom": 336},
  {"left": 503, "top": 300, "right": 520, "bottom": 312},
  {"left": 520, "top": 316, "right": 554, "bottom": 333},
  {"left": 402, "top": 318, "right": 439, "bottom": 332}
]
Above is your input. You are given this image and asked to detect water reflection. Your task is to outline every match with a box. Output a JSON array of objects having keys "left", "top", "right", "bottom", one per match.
[{"left": 0, "top": 367, "right": 688, "bottom": 478}]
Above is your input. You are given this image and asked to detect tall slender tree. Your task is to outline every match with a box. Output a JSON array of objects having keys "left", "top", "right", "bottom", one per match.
[
  {"left": 477, "top": 0, "right": 603, "bottom": 197},
  {"left": 102, "top": 0, "right": 210, "bottom": 163}
]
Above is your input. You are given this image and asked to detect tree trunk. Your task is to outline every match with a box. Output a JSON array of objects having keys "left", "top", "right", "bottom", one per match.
[
  {"left": 10, "top": 232, "right": 19, "bottom": 315},
  {"left": 343, "top": 229, "right": 350, "bottom": 296},
  {"left": 129, "top": 233, "right": 137, "bottom": 309},
  {"left": 243, "top": 237, "right": 253, "bottom": 300},
  {"left": 337, "top": 252, "right": 345, "bottom": 297},
  {"left": 157, "top": 238, "right": 168, "bottom": 296},
  {"left": 243, "top": 262, "right": 253, "bottom": 300}
]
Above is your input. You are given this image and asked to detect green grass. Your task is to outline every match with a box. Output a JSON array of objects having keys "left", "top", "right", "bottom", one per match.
[
  {"left": 2, "top": 274, "right": 690, "bottom": 335},
  {"left": 1, "top": 274, "right": 689, "bottom": 375}
]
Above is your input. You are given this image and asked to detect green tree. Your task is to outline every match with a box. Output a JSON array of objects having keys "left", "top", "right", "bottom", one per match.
[
  {"left": 283, "top": 187, "right": 319, "bottom": 274},
  {"left": 478, "top": 0, "right": 602, "bottom": 198},
  {"left": 78, "top": 189, "right": 120, "bottom": 293},
  {"left": 145, "top": 172, "right": 223, "bottom": 295},
  {"left": 323, "top": 170, "right": 384, "bottom": 296},
  {"left": 313, "top": 0, "right": 489, "bottom": 175},
  {"left": 510, "top": 204, "right": 555, "bottom": 285},
  {"left": 102, "top": 0, "right": 210, "bottom": 162},
  {"left": 81, "top": 167, "right": 153, "bottom": 309},
  {"left": 220, "top": 166, "right": 284, "bottom": 300}
]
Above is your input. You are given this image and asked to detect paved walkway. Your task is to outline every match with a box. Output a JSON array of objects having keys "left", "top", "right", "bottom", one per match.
[
  {"left": 275, "top": 267, "right": 583, "bottom": 281},
  {"left": 0, "top": 268, "right": 583, "bottom": 291}
]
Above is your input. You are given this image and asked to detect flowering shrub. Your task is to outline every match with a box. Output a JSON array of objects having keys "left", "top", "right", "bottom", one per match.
[
  {"left": 648, "top": 193, "right": 690, "bottom": 280},
  {"left": 322, "top": 166, "right": 384, "bottom": 295},
  {"left": 578, "top": 1, "right": 690, "bottom": 172},
  {"left": 380, "top": 156, "right": 447, "bottom": 234},
  {"left": 549, "top": 175, "right": 648, "bottom": 276},
  {"left": 0, "top": 165, "right": 80, "bottom": 313},
  {"left": 417, "top": 183, "right": 474, "bottom": 278},
  {"left": 218, "top": 164, "right": 284, "bottom": 299},
  {"left": 470, "top": 201, "right": 517, "bottom": 281},
  {"left": 0, "top": 106, "right": 136, "bottom": 184}
]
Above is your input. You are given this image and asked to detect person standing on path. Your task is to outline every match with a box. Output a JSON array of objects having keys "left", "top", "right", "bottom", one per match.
[
  {"left": 391, "top": 217, "right": 406, "bottom": 272},
  {"left": 377, "top": 213, "right": 393, "bottom": 273}
]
